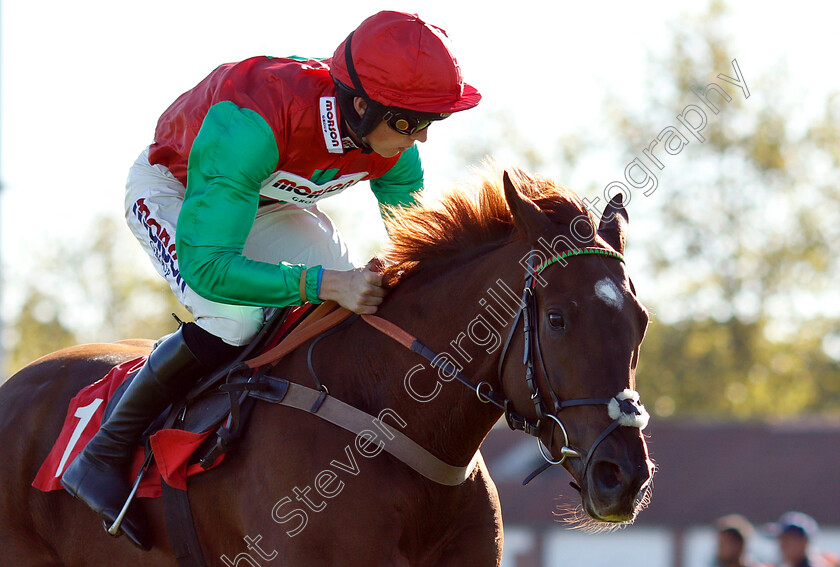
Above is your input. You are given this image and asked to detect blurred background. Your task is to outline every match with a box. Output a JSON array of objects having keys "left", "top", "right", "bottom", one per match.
[{"left": 1, "top": 1, "right": 838, "bottom": 565}]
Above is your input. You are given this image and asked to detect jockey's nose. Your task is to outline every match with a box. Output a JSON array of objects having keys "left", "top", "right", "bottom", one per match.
[{"left": 411, "top": 128, "right": 429, "bottom": 143}]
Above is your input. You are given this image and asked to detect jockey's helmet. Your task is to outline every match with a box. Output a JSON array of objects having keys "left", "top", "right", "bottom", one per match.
[{"left": 330, "top": 11, "right": 481, "bottom": 142}]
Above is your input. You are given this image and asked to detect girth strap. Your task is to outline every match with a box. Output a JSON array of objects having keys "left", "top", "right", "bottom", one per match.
[
  {"left": 161, "top": 480, "right": 206, "bottom": 567},
  {"left": 250, "top": 377, "right": 480, "bottom": 486},
  {"left": 159, "top": 403, "right": 208, "bottom": 567}
]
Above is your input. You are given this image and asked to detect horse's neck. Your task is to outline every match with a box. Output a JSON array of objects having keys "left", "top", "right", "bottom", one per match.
[{"left": 345, "top": 243, "right": 525, "bottom": 466}]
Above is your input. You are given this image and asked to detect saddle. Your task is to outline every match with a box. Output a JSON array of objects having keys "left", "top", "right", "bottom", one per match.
[
  {"left": 32, "top": 304, "right": 315, "bottom": 497},
  {"left": 139, "top": 304, "right": 319, "bottom": 473}
]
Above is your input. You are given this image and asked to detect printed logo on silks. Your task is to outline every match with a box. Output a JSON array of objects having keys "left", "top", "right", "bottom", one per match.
[
  {"left": 319, "top": 97, "right": 343, "bottom": 154},
  {"left": 260, "top": 170, "right": 368, "bottom": 206},
  {"left": 133, "top": 198, "right": 186, "bottom": 293}
]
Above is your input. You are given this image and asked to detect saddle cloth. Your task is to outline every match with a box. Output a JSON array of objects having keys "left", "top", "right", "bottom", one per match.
[
  {"left": 32, "top": 357, "right": 210, "bottom": 498},
  {"left": 32, "top": 305, "right": 313, "bottom": 498}
]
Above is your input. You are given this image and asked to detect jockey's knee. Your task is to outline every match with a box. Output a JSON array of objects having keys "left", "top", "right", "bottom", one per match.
[{"left": 181, "top": 321, "right": 247, "bottom": 369}]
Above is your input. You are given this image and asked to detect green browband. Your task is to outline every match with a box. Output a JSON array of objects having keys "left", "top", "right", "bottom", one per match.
[{"left": 535, "top": 247, "right": 625, "bottom": 275}]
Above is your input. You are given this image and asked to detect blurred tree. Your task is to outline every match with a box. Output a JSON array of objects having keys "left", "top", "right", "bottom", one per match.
[
  {"left": 611, "top": 0, "right": 839, "bottom": 323},
  {"left": 450, "top": 0, "right": 840, "bottom": 418},
  {"left": 5, "top": 290, "right": 78, "bottom": 376},
  {"left": 608, "top": 0, "right": 840, "bottom": 417},
  {"left": 5, "top": 215, "right": 190, "bottom": 378},
  {"left": 56, "top": 216, "right": 191, "bottom": 342},
  {"left": 639, "top": 316, "right": 840, "bottom": 419},
  {"left": 7, "top": 0, "right": 839, "bottom": 419}
]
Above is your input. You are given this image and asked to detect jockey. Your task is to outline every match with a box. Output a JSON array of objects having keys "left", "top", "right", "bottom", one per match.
[{"left": 61, "top": 10, "right": 480, "bottom": 549}]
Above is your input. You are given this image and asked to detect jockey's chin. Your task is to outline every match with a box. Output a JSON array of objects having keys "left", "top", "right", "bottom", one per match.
[
  {"left": 374, "top": 145, "right": 411, "bottom": 159},
  {"left": 364, "top": 120, "right": 427, "bottom": 158}
]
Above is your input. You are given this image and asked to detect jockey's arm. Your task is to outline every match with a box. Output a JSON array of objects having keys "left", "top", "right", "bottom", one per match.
[{"left": 176, "top": 101, "right": 324, "bottom": 306}]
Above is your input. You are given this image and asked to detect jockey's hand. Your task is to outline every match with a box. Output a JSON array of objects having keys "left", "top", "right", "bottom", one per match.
[{"left": 318, "top": 267, "right": 386, "bottom": 314}]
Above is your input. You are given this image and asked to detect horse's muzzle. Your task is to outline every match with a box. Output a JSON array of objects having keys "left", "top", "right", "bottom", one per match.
[{"left": 582, "top": 453, "right": 653, "bottom": 522}]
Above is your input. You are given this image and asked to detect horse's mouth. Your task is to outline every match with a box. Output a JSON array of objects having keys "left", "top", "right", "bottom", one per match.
[
  {"left": 583, "top": 473, "right": 653, "bottom": 524},
  {"left": 557, "top": 455, "right": 654, "bottom": 530},
  {"left": 555, "top": 480, "right": 651, "bottom": 533}
]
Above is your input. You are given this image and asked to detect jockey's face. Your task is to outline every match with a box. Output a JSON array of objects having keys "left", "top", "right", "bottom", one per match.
[
  {"left": 353, "top": 98, "right": 429, "bottom": 158},
  {"left": 365, "top": 118, "right": 428, "bottom": 158}
]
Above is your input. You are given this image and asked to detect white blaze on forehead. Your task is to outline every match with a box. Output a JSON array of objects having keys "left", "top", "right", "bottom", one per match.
[{"left": 594, "top": 278, "right": 624, "bottom": 310}]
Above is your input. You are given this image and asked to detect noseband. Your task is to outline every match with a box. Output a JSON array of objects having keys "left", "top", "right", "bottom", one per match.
[{"left": 489, "top": 247, "right": 649, "bottom": 484}]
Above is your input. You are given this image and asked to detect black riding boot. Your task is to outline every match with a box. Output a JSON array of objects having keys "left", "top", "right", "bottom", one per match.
[{"left": 60, "top": 325, "right": 205, "bottom": 550}]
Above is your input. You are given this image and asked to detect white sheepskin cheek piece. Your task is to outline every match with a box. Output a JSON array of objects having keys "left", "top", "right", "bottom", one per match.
[{"left": 608, "top": 389, "right": 650, "bottom": 430}]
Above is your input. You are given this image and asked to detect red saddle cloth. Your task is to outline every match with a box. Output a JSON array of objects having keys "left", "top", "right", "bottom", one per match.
[
  {"left": 33, "top": 304, "right": 313, "bottom": 498},
  {"left": 32, "top": 356, "right": 219, "bottom": 498}
]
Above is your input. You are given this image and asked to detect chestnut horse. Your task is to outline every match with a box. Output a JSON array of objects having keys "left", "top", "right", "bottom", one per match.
[{"left": 0, "top": 169, "right": 653, "bottom": 566}]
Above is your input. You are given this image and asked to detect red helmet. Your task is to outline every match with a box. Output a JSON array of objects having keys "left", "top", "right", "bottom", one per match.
[{"left": 330, "top": 11, "right": 481, "bottom": 114}]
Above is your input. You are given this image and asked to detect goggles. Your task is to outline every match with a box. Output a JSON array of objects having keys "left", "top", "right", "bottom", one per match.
[{"left": 382, "top": 109, "right": 450, "bottom": 136}]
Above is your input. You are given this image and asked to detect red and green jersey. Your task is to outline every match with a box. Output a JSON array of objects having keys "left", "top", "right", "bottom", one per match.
[{"left": 147, "top": 56, "right": 423, "bottom": 307}]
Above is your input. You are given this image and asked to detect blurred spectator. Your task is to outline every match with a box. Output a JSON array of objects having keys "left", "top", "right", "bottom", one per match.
[
  {"left": 715, "top": 514, "right": 769, "bottom": 567},
  {"left": 767, "top": 511, "right": 839, "bottom": 567}
]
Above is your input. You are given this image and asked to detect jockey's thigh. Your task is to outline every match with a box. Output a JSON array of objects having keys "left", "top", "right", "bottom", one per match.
[{"left": 125, "top": 147, "right": 355, "bottom": 347}]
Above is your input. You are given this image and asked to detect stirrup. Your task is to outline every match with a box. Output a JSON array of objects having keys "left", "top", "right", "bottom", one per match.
[{"left": 105, "top": 453, "right": 153, "bottom": 539}]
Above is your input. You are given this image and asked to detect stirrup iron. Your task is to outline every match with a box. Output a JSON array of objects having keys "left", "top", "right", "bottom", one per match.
[{"left": 106, "top": 453, "right": 153, "bottom": 537}]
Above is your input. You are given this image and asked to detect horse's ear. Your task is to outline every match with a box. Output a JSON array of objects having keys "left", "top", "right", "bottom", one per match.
[
  {"left": 598, "top": 194, "right": 629, "bottom": 254},
  {"left": 503, "top": 171, "right": 552, "bottom": 244}
]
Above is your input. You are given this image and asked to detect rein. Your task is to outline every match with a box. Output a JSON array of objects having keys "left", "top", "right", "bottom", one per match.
[
  {"left": 364, "top": 246, "right": 649, "bottom": 485},
  {"left": 241, "top": 247, "right": 649, "bottom": 487}
]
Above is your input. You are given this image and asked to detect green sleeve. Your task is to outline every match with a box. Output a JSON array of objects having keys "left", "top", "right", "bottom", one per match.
[
  {"left": 176, "top": 101, "right": 322, "bottom": 307},
  {"left": 369, "top": 144, "right": 424, "bottom": 220}
]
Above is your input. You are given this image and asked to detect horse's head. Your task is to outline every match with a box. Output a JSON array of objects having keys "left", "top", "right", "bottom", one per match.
[{"left": 501, "top": 171, "right": 654, "bottom": 527}]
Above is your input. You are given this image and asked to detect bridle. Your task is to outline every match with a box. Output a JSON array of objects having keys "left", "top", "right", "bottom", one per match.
[
  {"left": 387, "top": 246, "right": 650, "bottom": 485},
  {"left": 357, "top": 245, "right": 650, "bottom": 485},
  {"left": 492, "top": 246, "right": 650, "bottom": 484}
]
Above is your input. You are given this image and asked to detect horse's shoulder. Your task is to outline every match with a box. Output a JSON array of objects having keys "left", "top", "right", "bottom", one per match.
[
  {"left": 468, "top": 453, "right": 500, "bottom": 498},
  {"left": 422, "top": 458, "right": 502, "bottom": 565},
  {"left": 448, "top": 455, "right": 503, "bottom": 535}
]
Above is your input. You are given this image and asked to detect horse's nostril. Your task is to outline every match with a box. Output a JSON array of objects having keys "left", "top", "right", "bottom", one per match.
[{"left": 592, "top": 460, "right": 624, "bottom": 491}]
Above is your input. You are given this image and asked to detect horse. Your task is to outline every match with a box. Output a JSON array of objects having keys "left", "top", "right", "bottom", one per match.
[{"left": 0, "top": 168, "right": 654, "bottom": 566}]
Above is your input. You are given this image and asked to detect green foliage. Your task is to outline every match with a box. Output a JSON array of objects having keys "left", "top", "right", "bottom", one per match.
[
  {"left": 6, "top": 290, "right": 78, "bottom": 375},
  {"left": 639, "top": 316, "right": 840, "bottom": 419},
  {"left": 5, "top": 1, "right": 838, "bottom": 421},
  {"left": 594, "top": 1, "right": 840, "bottom": 418},
  {"left": 611, "top": 2, "right": 839, "bottom": 326},
  {"left": 4, "top": 215, "right": 190, "bottom": 377},
  {"left": 483, "top": 0, "right": 840, "bottom": 419}
]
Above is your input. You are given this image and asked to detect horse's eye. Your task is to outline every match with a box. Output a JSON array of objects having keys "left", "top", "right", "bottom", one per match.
[{"left": 548, "top": 313, "right": 566, "bottom": 329}]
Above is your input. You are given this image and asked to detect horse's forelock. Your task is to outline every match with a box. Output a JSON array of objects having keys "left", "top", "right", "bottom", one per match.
[{"left": 381, "top": 166, "right": 594, "bottom": 284}]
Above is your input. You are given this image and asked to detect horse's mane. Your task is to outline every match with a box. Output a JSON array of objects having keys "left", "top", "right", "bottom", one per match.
[{"left": 381, "top": 166, "right": 597, "bottom": 284}]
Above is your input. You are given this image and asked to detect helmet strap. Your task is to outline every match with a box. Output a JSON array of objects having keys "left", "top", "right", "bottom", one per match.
[
  {"left": 335, "top": 82, "right": 376, "bottom": 153},
  {"left": 338, "top": 32, "right": 386, "bottom": 148},
  {"left": 343, "top": 32, "right": 366, "bottom": 99}
]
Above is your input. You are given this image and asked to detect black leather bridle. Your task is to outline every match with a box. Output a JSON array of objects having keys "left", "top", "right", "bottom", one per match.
[
  {"left": 418, "top": 246, "right": 649, "bottom": 484},
  {"left": 358, "top": 246, "right": 649, "bottom": 485}
]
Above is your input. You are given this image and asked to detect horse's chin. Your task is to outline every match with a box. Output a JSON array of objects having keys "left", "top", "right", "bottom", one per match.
[
  {"left": 554, "top": 481, "right": 652, "bottom": 533},
  {"left": 554, "top": 502, "right": 633, "bottom": 534}
]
